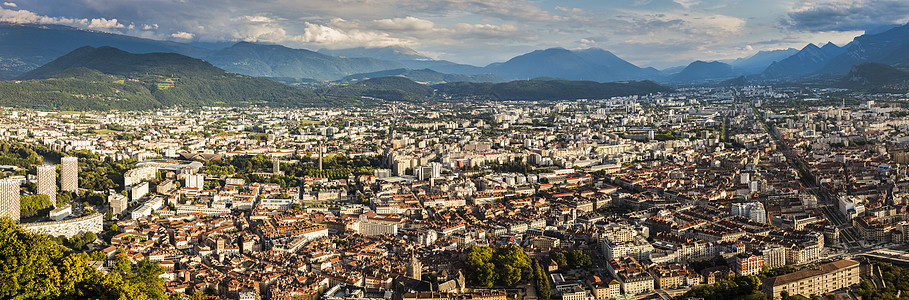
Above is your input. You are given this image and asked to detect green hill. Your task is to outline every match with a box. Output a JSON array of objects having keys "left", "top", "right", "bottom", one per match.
[
  {"left": 0, "top": 46, "right": 326, "bottom": 110},
  {"left": 323, "top": 76, "right": 434, "bottom": 103},
  {"left": 0, "top": 23, "right": 210, "bottom": 79},
  {"left": 341, "top": 68, "right": 504, "bottom": 84},
  {"left": 434, "top": 79, "right": 670, "bottom": 101},
  {"left": 839, "top": 63, "right": 909, "bottom": 91}
]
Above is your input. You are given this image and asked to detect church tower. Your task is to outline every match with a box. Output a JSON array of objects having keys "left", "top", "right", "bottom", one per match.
[{"left": 408, "top": 252, "right": 422, "bottom": 281}]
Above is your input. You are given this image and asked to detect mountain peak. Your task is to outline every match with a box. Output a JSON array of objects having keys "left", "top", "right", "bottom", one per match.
[
  {"left": 801, "top": 43, "right": 821, "bottom": 51},
  {"left": 672, "top": 60, "right": 735, "bottom": 82},
  {"left": 821, "top": 42, "right": 839, "bottom": 49},
  {"left": 19, "top": 45, "right": 216, "bottom": 80}
]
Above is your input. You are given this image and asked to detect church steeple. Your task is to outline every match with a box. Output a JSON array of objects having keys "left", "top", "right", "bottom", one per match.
[{"left": 408, "top": 252, "right": 422, "bottom": 280}]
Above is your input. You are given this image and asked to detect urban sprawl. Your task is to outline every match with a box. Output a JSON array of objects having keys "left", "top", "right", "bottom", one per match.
[{"left": 3, "top": 86, "right": 909, "bottom": 300}]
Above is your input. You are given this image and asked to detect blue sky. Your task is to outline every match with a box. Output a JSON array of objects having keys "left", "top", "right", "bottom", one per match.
[{"left": 1, "top": 0, "right": 908, "bottom": 68}]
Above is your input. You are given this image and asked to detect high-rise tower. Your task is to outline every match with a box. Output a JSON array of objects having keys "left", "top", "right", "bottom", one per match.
[
  {"left": 37, "top": 165, "right": 57, "bottom": 206},
  {"left": 61, "top": 156, "right": 78, "bottom": 193},
  {"left": 0, "top": 178, "right": 20, "bottom": 221}
]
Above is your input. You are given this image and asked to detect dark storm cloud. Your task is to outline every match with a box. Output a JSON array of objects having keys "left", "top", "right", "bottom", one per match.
[{"left": 785, "top": 0, "right": 909, "bottom": 32}]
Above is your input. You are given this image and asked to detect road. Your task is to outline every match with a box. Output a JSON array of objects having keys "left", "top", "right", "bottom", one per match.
[{"left": 752, "top": 106, "right": 863, "bottom": 249}]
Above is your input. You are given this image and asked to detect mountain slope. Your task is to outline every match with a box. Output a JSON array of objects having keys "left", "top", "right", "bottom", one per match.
[
  {"left": 486, "top": 48, "right": 601, "bottom": 80},
  {"left": 324, "top": 76, "right": 435, "bottom": 102},
  {"left": 341, "top": 68, "right": 503, "bottom": 84},
  {"left": 318, "top": 46, "right": 432, "bottom": 62},
  {"left": 434, "top": 79, "right": 669, "bottom": 101},
  {"left": 3, "top": 46, "right": 325, "bottom": 110},
  {"left": 204, "top": 42, "right": 405, "bottom": 81},
  {"left": 761, "top": 43, "right": 839, "bottom": 78},
  {"left": 839, "top": 63, "right": 909, "bottom": 91},
  {"left": 572, "top": 48, "right": 662, "bottom": 79},
  {"left": 731, "top": 48, "right": 799, "bottom": 74},
  {"left": 672, "top": 61, "right": 735, "bottom": 82},
  {"left": 819, "top": 23, "right": 909, "bottom": 75},
  {"left": 0, "top": 23, "right": 210, "bottom": 79}
]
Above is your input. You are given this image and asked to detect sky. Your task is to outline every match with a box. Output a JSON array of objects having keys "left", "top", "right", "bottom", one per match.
[{"left": 1, "top": 0, "right": 908, "bottom": 68}]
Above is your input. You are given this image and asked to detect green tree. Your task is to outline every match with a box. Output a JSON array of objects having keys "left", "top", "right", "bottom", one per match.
[
  {"left": 552, "top": 252, "right": 567, "bottom": 269},
  {"left": 20, "top": 194, "right": 53, "bottom": 218}
]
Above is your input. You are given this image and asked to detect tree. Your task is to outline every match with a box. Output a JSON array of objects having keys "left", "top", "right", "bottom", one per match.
[
  {"left": 20, "top": 194, "right": 53, "bottom": 218},
  {"left": 0, "top": 218, "right": 165, "bottom": 300},
  {"left": 464, "top": 245, "right": 531, "bottom": 287},
  {"left": 571, "top": 250, "right": 592, "bottom": 267},
  {"left": 532, "top": 260, "right": 551, "bottom": 300},
  {"left": 552, "top": 252, "right": 567, "bottom": 269},
  {"left": 464, "top": 245, "right": 496, "bottom": 287}
]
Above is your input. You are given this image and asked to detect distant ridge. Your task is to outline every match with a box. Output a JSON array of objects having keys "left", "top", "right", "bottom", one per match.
[
  {"left": 204, "top": 42, "right": 405, "bottom": 81},
  {"left": 3, "top": 46, "right": 325, "bottom": 110},
  {"left": 672, "top": 61, "right": 735, "bottom": 82},
  {"left": 838, "top": 63, "right": 909, "bottom": 91},
  {"left": 433, "top": 79, "right": 670, "bottom": 101}
]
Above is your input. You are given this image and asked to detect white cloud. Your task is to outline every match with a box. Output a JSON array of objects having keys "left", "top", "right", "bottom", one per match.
[
  {"left": 2, "top": 2, "right": 16, "bottom": 7},
  {"left": 297, "top": 22, "right": 406, "bottom": 48},
  {"left": 673, "top": 0, "right": 700, "bottom": 9},
  {"left": 143, "top": 24, "right": 158, "bottom": 30},
  {"left": 171, "top": 31, "right": 194, "bottom": 39},
  {"left": 87, "top": 18, "right": 124, "bottom": 29},
  {"left": 371, "top": 17, "right": 435, "bottom": 32}
]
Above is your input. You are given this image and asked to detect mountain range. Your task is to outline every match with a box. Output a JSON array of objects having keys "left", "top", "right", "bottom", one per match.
[
  {"left": 2, "top": 20, "right": 909, "bottom": 86},
  {"left": 0, "top": 45, "right": 672, "bottom": 110},
  {"left": 3, "top": 46, "right": 322, "bottom": 110}
]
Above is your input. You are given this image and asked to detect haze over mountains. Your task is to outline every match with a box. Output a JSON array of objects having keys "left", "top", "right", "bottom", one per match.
[
  {"left": 1, "top": 21, "right": 909, "bottom": 85},
  {"left": 0, "top": 45, "right": 669, "bottom": 110}
]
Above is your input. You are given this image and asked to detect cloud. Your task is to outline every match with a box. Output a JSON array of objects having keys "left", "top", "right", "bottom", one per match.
[
  {"left": 87, "top": 18, "right": 124, "bottom": 29},
  {"left": 673, "top": 0, "right": 700, "bottom": 9},
  {"left": 328, "top": 16, "right": 534, "bottom": 46},
  {"left": 786, "top": 0, "right": 909, "bottom": 32},
  {"left": 171, "top": 31, "right": 194, "bottom": 39},
  {"left": 0, "top": 7, "right": 86, "bottom": 26},
  {"left": 0, "top": 0, "right": 882, "bottom": 67},
  {"left": 296, "top": 22, "right": 406, "bottom": 48},
  {"left": 609, "top": 12, "right": 745, "bottom": 37}
]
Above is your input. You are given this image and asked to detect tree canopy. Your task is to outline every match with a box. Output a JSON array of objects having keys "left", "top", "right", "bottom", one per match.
[
  {"left": 463, "top": 245, "right": 532, "bottom": 287},
  {"left": 0, "top": 217, "right": 165, "bottom": 299}
]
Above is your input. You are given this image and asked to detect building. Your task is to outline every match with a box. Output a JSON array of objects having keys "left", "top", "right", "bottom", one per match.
[
  {"left": 606, "top": 256, "right": 654, "bottom": 295},
  {"left": 0, "top": 178, "right": 20, "bottom": 221},
  {"left": 731, "top": 202, "right": 767, "bottom": 223},
  {"left": 761, "top": 259, "right": 860, "bottom": 299},
  {"left": 757, "top": 245, "right": 787, "bottom": 269},
  {"left": 21, "top": 213, "right": 103, "bottom": 237},
  {"left": 356, "top": 215, "right": 399, "bottom": 236},
  {"left": 131, "top": 181, "right": 150, "bottom": 201},
  {"left": 184, "top": 174, "right": 204, "bottom": 189},
  {"left": 730, "top": 253, "right": 764, "bottom": 276},
  {"left": 37, "top": 165, "right": 57, "bottom": 206},
  {"left": 408, "top": 253, "right": 422, "bottom": 280},
  {"left": 109, "top": 191, "right": 128, "bottom": 216},
  {"left": 558, "top": 284, "right": 593, "bottom": 300},
  {"left": 60, "top": 156, "right": 78, "bottom": 193}
]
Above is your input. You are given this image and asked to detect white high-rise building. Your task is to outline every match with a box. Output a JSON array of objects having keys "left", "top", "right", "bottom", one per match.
[
  {"left": 0, "top": 178, "right": 20, "bottom": 221},
  {"left": 37, "top": 165, "right": 57, "bottom": 206},
  {"left": 61, "top": 156, "right": 78, "bottom": 193},
  {"left": 184, "top": 174, "right": 204, "bottom": 189},
  {"left": 731, "top": 202, "right": 767, "bottom": 223}
]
